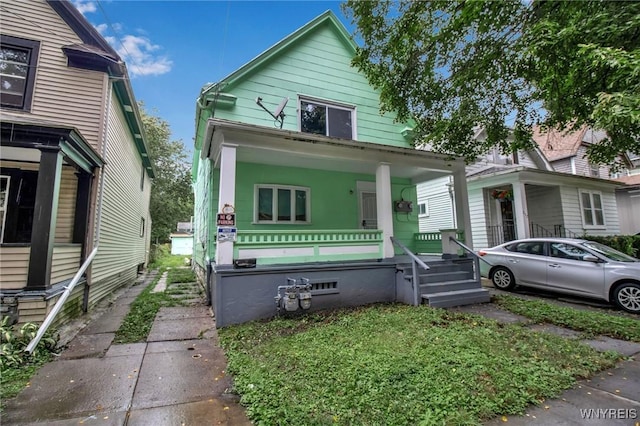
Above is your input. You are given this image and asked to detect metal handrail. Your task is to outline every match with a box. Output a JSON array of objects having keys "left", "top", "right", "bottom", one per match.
[
  {"left": 25, "top": 247, "right": 98, "bottom": 354},
  {"left": 391, "top": 237, "right": 430, "bottom": 306},
  {"left": 390, "top": 237, "right": 430, "bottom": 270},
  {"left": 448, "top": 237, "right": 493, "bottom": 267}
]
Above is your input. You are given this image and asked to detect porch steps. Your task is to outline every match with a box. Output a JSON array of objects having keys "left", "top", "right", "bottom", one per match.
[{"left": 398, "top": 257, "right": 490, "bottom": 309}]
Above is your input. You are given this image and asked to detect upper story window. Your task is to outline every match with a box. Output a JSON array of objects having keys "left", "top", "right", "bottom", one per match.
[
  {"left": 589, "top": 162, "right": 600, "bottom": 177},
  {"left": 299, "top": 97, "right": 355, "bottom": 139},
  {"left": 1, "top": 35, "right": 40, "bottom": 111},
  {"left": 579, "top": 190, "right": 604, "bottom": 227}
]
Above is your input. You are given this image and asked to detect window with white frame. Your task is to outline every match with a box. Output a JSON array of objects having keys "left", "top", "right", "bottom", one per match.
[
  {"left": 579, "top": 191, "right": 604, "bottom": 227},
  {"left": 299, "top": 97, "right": 355, "bottom": 139},
  {"left": 255, "top": 184, "right": 310, "bottom": 223},
  {"left": 418, "top": 201, "right": 429, "bottom": 217}
]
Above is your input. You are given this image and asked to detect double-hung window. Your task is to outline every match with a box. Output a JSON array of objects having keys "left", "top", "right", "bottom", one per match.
[
  {"left": 1, "top": 35, "right": 40, "bottom": 111},
  {"left": 579, "top": 190, "right": 604, "bottom": 227},
  {"left": 255, "top": 185, "right": 310, "bottom": 224},
  {"left": 299, "top": 97, "right": 355, "bottom": 139}
]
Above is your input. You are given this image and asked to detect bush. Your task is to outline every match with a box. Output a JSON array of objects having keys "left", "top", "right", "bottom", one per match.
[
  {"left": 583, "top": 234, "right": 640, "bottom": 259},
  {"left": 0, "top": 316, "right": 58, "bottom": 370}
]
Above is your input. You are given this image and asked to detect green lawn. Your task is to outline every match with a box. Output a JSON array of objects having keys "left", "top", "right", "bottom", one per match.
[{"left": 219, "top": 304, "right": 621, "bottom": 425}]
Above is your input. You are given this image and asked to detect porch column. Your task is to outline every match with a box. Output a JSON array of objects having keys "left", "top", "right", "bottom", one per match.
[
  {"left": 27, "top": 146, "right": 63, "bottom": 290},
  {"left": 453, "top": 167, "right": 473, "bottom": 247},
  {"left": 512, "top": 181, "right": 529, "bottom": 239},
  {"left": 375, "top": 162, "right": 394, "bottom": 258},
  {"left": 215, "top": 143, "right": 237, "bottom": 266}
]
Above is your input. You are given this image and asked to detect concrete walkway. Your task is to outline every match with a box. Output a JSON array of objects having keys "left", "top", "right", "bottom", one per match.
[
  {"left": 451, "top": 296, "right": 640, "bottom": 426},
  {"left": 2, "top": 270, "right": 251, "bottom": 426}
]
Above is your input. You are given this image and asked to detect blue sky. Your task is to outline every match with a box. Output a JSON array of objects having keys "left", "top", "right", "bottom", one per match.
[{"left": 73, "top": 1, "right": 354, "bottom": 153}]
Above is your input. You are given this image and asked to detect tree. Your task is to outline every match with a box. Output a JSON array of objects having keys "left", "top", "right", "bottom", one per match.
[
  {"left": 139, "top": 103, "right": 194, "bottom": 243},
  {"left": 343, "top": 0, "right": 640, "bottom": 165}
]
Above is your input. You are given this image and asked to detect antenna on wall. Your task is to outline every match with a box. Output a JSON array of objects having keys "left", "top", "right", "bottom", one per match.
[{"left": 256, "top": 96, "right": 288, "bottom": 128}]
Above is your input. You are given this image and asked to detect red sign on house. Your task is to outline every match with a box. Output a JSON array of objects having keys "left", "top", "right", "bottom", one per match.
[{"left": 217, "top": 213, "right": 236, "bottom": 226}]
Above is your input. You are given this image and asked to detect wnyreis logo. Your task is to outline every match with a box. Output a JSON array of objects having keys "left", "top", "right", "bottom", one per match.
[{"left": 579, "top": 408, "right": 637, "bottom": 420}]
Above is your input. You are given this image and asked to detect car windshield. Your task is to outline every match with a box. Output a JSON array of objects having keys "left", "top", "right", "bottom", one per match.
[{"left": 581, "top": 241, "right": 638, "bottom": 262}]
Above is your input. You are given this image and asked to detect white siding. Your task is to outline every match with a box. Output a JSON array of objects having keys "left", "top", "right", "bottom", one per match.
[
  {"left": 468, "top": 187, "right": 489, "bottom": 249},
  {"left": 526, "top": 185, "right": 564, "bottom": 233},
  {"left": 616, "top": 191, "right": 640, "bottom": 234},
  {"left": 559, "top": 186, "right": 620, "bottom": 236},
  {"left": 1, "top": 0, "right": 106, "bottom": 149},
  {"left": 416, "top": 176, "right": 455, "bottom": 232}
]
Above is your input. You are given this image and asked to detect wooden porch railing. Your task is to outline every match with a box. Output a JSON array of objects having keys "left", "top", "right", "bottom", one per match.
[
  {"left": 414, "top": 231, "right": 465, "bottom": 254},
  {"left": 233, "top": 229, "right": 384, "bottom": 265}
]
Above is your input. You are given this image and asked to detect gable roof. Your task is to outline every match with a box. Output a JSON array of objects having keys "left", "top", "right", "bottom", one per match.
[
  {"left": 198, "top": 10, "right": 355, "bottom": 102},
  {"left": 46, "top": 0, "right": 154, "bottom": 177},
  {"left": 531, "top": 126, "right": 588, "bottom": 162}
]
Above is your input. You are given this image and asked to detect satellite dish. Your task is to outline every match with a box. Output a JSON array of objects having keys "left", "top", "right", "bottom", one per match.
[
  {"left": 255, "top": 96, "right": 288, "bottom": 128},
  {"left": 274, "top": 97, "right": 289, "bottom": 119}
]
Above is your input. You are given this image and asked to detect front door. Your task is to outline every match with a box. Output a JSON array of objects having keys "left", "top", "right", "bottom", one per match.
[
  {"left": 359, "top": 191, "right": 377, "bottom": 229},
  {"left": 500, "top": 199, "right": 516, "bottom": 242}
]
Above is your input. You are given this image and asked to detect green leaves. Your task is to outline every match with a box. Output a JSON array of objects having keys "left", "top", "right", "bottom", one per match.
[{"left": 344, "top": 0, "right": 640, "bottom": 165}]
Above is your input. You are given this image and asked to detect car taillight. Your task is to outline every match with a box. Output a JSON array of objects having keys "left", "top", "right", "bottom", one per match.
[{"left": 478, "top": 250, "right": 487, "bottom": 256}]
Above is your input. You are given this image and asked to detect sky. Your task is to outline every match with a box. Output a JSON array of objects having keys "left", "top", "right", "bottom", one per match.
[{"left": 73, "top": 0, "right": 354, "bottom": 154}]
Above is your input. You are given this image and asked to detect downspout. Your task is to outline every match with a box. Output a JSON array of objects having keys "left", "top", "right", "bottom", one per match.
[{"left": 82, "top": 76, "right": 113, "bottom": 312}]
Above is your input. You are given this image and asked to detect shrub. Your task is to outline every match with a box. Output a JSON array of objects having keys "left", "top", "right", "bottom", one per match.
[
  {"left": 0, "top": 316, "right": 58, "bottom": 370},
  {"left": 583, "top": 234, "right": 640, "bottom": 258}
]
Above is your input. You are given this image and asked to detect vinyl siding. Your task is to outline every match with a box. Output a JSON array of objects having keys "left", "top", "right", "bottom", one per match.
[
  {"left": 90, "top": 89, "right": 150, "bottom": 293},
  {"left": 0, "top": 247, "right": 30, "bottom": 289},
  {"left": 468, "top": 188, "right": 489, "bottom": 249},
  {"left": 1, "top": 0, "right": 106, "bottom": 149},
  {"left": 526, "top": 185, "right": 564, "bottom": 232},
  {"left": 559, "top": 185, "right": 620, "bottom": 236},
  {"left": 214, "top": 23, "right": 411, "bottom": 148},
  {"left": 50, "top": 244, "right": 82, "bottom": 283},
  {"left": 416, "top": 176, "right": 455, "bottom": 232},
  {"left": 616, "top": 191, "right": 640, "bottom": 234}
]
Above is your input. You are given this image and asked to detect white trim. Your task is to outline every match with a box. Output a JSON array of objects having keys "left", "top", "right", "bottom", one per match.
[
  {"left": 238, "top": 247, "right": 314, "bottom": 258},
  {"left": 578, "top": 189, "right": 606, "bottom": 228},
  {"left": 570, "top": 157, "right": 577, "bottom": 175},
  {"left": 298, "top": 95, "right": 357, "bottom": 139},
  {"left": 253, "top": 184, "right": 311, "bottom": 224},
  {"left": 318, "top": 245, "right": 380, "bottom": 255}
]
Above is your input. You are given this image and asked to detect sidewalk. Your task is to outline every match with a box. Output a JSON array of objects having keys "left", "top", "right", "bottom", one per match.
[{"left": 2, "top": 270, "right": 251, "bottom": 426}]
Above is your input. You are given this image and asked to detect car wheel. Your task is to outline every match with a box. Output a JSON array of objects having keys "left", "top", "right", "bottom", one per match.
[
  {"left": 491, "top": 267, "right": 515, "bottom": 291},
  {"left": 613, "top": 283, "right": 640, "bottom": 314}
]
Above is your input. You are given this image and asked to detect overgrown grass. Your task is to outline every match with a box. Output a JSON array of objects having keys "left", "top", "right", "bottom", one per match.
[
  {"left": 219, "top": 304, "right": 620, "bottom": 425},
  {"left": 113, "top": 267, "right": 198, "bottom": 344},
  {"left": 494, "top": 294, "right": 640, "bottom": 342},
  {"left": 149, "top": 244, "right": 191, "bottom": 269}
]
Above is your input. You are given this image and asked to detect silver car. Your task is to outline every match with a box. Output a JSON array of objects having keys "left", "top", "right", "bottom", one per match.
[{"left": 479, "top": 238, "right": 640, "bottom": 313}]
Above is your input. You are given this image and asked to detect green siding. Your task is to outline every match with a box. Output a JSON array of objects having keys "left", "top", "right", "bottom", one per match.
[{"left": 210, "top": 23, "right": 411, "bottom": 148}]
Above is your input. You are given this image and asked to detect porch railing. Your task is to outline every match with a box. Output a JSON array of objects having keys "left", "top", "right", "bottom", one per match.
[
  {"left": 391, "top": 236, "right": 430, "bottom": 306},
  {"left": 530, "top": 223, "right": 581, "bottom": 239},
  {"left": 233, "top": 229, "right": 383, "bottom": 265},
  {"left": 414, "top": 231, "right": 465, "bottom": 254},
  {"left": 486, "top": 224, "right": 516, "bottom": 247}
]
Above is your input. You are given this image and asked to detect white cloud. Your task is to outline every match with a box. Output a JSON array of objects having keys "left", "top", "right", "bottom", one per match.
[
  {"left": 115, "top": 35, "right": 172, "bottom": 77},
  {"left": 72, "top": 0, "right": 96, "bottom": 15},
  {"left": 95, "top": 23, "right": 108, "bottom": 34}
]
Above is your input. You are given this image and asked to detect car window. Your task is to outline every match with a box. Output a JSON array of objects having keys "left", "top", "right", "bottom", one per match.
[
  {"left": 507, "top": 242, "right": 545, "bottom": 256},
  {"left": 550, "top": 242, "right": 591, "bottom": 261},
  {"left": 581, "top": 241, "right": 638, "bottom": 262}
]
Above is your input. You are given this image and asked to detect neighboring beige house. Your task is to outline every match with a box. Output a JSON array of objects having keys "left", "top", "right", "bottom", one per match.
[{"left": 0, "top": 0, "right": 153, "bottom": 325}]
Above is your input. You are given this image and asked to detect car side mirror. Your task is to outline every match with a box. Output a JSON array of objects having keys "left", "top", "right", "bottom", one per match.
[{"left": 583, "top": 254, "right": 600, "bottom": 263}]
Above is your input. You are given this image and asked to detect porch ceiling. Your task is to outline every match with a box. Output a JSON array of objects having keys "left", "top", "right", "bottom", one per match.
[{"left": 205, "top": 119, "right": 462, "bottom": 183}]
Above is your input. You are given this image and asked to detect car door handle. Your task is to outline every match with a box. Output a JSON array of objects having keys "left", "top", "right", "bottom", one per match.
[
  {"left": 508, "top": 259, "right": 518, "bottom": 263},
  {"left": 549, "top": 264, "right": 560, "bottom": 268}
]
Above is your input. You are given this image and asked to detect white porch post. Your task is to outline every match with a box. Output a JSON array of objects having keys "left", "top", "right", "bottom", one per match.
[
  {"left": 376, "top": 162, "right": 395, "bottom": 258},
  {"left": 453, "top": 167, "right": 473, "bottom": 247},
  {"left": 215, "top": 143, "right": 237, "bottom": 265},
  {"left": 512, "top": 181, "right": 529, "bottom": 239}
]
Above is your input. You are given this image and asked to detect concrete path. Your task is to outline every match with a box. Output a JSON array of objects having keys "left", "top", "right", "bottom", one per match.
[
  {"left": 2, "top": 270, "right": 251, "bottom": 426},
  {"left": 451, "top": 292, "right": 640, "bottom": 426}
]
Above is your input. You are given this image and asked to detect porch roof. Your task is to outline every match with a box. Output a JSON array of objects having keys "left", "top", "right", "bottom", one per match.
[
  {"left": 0, "top": 115, "right": 104, "bottom": 173},
  {"left": 202, "top": 118, "right": 465, "bottom": 183},
  {"left": 467, "top": 166, "right": 626, "bottom": 190}
]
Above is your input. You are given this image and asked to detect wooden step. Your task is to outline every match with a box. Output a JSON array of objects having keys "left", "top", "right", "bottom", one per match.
[{"left": 419, "top": 279, "right": 479, "bottom": 294}]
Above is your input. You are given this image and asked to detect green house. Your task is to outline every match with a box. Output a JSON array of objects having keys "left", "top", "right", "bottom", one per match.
[{"left": 192, "top": 11, "right": 487, "bottom": 326}]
